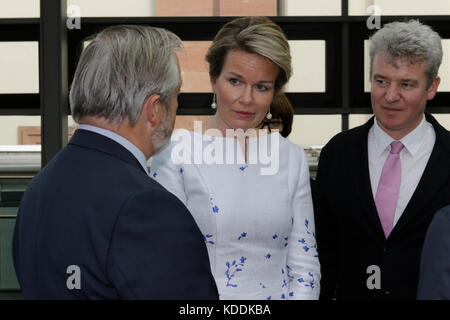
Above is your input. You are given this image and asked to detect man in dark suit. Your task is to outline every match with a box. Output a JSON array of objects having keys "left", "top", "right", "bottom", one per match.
[
  {"left": 417, "top": 205, "right": 450, "bottom": 300},
  {"left": 314, "top": 20, "right": 450, "bottom": 300},
  {"left": 13, "top": 25, "right": 218, "bottom": 299}
]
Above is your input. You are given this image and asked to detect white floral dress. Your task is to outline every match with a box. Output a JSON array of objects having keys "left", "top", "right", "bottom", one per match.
[{"left": 150, "top": 129, "right": 320, "bottom": 300}]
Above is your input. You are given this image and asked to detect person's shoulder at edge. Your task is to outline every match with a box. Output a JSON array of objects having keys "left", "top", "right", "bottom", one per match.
[{"left": 429, "top": 205, "right": 450, "bottom": 228}]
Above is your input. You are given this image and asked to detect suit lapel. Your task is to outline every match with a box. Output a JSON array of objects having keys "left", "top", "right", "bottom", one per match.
[
  {"left": 349, "top": 117, "right": 387, "bottom": 242},
  {"left": 68, "top": 129, "right": 148, "bottom": 175},
  {"left": 391, "top": 113, "right": 450, "bottom": 238}
]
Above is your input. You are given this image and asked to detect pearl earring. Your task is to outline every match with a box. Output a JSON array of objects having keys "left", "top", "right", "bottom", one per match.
[
  {"left": 266, "top": 108, "right": 272, "bottom": 120},
  {"left": 211, "top": 94, "right": 217, "bottom": 109}
]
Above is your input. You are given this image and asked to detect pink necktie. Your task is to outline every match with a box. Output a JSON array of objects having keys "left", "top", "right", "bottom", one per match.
[{"left": 375, "top": 141, "right": 404, "bottom": 238}]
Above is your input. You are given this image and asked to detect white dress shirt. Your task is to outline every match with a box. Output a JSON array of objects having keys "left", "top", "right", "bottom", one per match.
[{"left": 368, "top": 115, "right": 435, "bottom": 227}]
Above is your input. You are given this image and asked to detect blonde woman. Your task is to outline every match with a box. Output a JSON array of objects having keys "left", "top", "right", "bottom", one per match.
[{"left": 151, "top": 17, "right": 320, "bottom": 300}]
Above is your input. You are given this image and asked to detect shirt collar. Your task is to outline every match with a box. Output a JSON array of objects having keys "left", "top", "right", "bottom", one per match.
[
  {"left": 372, "top": 115, "right": 429, "bottom": 157},
  {"left": 78, "top": 124, "right": 149, "bottom": 174}
]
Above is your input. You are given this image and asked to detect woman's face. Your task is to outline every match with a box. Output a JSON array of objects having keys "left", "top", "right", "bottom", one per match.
[{"left": 211, "top": 49, "right": 279, "bottom": 133}]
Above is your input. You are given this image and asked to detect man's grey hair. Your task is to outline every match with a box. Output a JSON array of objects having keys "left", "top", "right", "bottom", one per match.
[
  {"left": 70, "top": 25, "right": 183, "bottom": 125},
  {"left": 369, "top": 20, "right": 443, "bottom": 88}
]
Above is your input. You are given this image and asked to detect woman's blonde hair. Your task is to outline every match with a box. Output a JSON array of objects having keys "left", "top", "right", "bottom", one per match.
[{"left": 206, "top": 16, "right": 291, "bottom": 92}]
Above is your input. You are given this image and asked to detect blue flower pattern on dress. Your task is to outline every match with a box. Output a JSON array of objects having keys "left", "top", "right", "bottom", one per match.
[
  {"left": 204, "top": 234, "right": 215, "bottom": 245},
  {"left": 281, "top": 268, "right": 288, "bottom": 288},
  {"left": 238, "top": 232, "right": 247, "bottom": 240},
  {"left": 272, "top": 233, "right": 288, "bottom": 248},
  {"left": 298, "top": 272, "right": 316, "bottom": 290},
  {"left": 209, "top": 198, "right": 219, "bottom": 214},
  {"left": 298, "top": 219, "right": 319, "bottom": 257},
  {"left": 225, "top": 257, "right": 247, "bottom": 288},
  {"left": 286, "top": 264, "right": 294, "bottom": 281},
  {"left": 150, "top": 131, "right": 320, "bottom": 300}
]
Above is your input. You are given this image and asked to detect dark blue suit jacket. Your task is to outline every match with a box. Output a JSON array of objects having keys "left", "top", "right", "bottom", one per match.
[
  {"left": 13, "top": 129, "right": 218, "bottom": 299},
  {"left": 417, "top": 205, "right": 450, "bottom": 300}
]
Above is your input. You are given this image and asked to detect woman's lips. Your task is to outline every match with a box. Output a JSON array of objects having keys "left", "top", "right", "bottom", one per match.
[{"left": 234, "top": 111, "right": 254, "bottom": 119}]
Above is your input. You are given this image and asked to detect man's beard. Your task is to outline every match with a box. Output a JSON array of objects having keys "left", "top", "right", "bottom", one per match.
[{"left": 151, "top": 108, "right": 174, "bottom": 155}]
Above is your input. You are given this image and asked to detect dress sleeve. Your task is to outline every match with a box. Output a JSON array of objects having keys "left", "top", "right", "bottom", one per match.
[
  {"left": 287, "top": 146, "right": 321, "bottom": 300},
  {"left": 149, "top": 131, "right": 189, "bottom": 205}
]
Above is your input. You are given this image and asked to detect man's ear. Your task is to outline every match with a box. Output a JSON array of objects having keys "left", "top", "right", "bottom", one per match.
[
  {"left": 427, "top": 76, "right": 441, "bottom": 101},
  {"left": 143, "top": 94, "right": 164, "bottom": 127}
]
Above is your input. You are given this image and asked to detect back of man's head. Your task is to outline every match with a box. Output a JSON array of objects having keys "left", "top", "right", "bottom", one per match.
[
  {"left": 69, "top": 25, "right": 182, "bottom": 125},
  {"left": 369, "top": 20, "right": 443, "bottom": 88}
]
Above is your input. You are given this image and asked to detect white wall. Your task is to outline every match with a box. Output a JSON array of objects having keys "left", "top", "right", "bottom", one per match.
[{"left": 349, "top": 0, "right": 450, "bottom": 16}]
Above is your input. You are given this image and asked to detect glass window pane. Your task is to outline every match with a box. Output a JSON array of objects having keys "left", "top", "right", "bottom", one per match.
[
  {"left": 432, "top": 114, "right": 450, "bottom": 131},
  {"left": 280, "top": 0, "right": 341, "bottom": 16},
  {"left": 349, "top": 114, "right": 373, "bottom": 129},
  {"left": 285, "top": 40, "right": 326, "bottom": 93},
  {"left": 350, "top": 0, "right": 450, "bottom": 16},
  {"left": 288, "top": 115, "right": 341, "bottom": 147},
  {"left": 173, "top": 115, "right": 213, "bottom": 133},
  {"left": 364, "top": 39, "right": 450, "bottom": 92},
  {"left": 178, "top": 41, "right": 212, "bottom": 93},
  {"left": 0, "top": 42, "right": 39, "bottom": 94},
  {"left": 67, "top": 0, "right": 154, "bottom": 17},
  {"left": 0, "top": 116, "right": 41, "bottom": 177},
  {"left": 349, "top": 0, "right": 373, "bottom": 16},
  {"left": 439, "top": 40, "right": 450, "bottom": 92},
  {"left": 154, "top": 0, "right": 214, "bottom": 16},
  {"left": 154, "top": 0, "right": 277, "bottom": 17},
  {"left": 0, "top": 116, "right": 41, "bottom": 145},
  {"left": 178, "top": 40, "right": 327, "bottom": 93},
  {"left": 0, "top": 0, "right": 39, "bottom": 18},
  {"left": 218, "top": 0, "right": 277, "bottom": 16}
]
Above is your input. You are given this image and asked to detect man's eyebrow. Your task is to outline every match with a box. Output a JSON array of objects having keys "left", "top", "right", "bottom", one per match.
[{"left": 401, "top": 79, "right": 419, "bottom": 83}]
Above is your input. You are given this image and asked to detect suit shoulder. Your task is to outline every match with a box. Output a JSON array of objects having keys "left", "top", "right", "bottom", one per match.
[
  {"left": 129, "top": 178, "right": 188, "bottom": 212},
  {"left": 432, "top": 205, "right": 450, "bottom": 224}
]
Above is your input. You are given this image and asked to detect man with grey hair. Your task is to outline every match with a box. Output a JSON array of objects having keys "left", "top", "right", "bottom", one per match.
[
  {"left": 13, "top": 25, "right": 218, "bottom": 299},
  {"left": 314, "top": 20, "right": 450, "bottom": 299}
]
